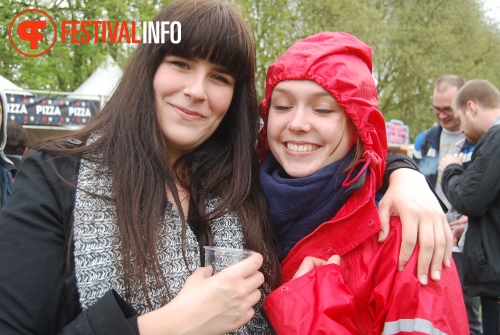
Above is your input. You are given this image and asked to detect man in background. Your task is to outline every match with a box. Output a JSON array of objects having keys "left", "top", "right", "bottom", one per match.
[
  {"left": 413, "top": 74, "right": 481, "bottom": 334},
  {"left": 0, "top": 89, "right": 15, "bottom": 209},
  {"left": 5, "top": 122, "right": 29, "bottom": 178},
  {"left": 440, "top": 79, "right": 500, "bottom": 335}
]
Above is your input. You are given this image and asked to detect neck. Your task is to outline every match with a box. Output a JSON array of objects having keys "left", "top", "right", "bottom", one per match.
[
  {"left": 483, "top": 109, "right": 500, "bottom": 132},
  {"left": 167, "top": 184, "right": 190, "bottom": 219}
]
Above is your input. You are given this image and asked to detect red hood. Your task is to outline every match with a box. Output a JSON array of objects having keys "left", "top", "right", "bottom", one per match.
[{"left": 257, "top": 32, "right": 387, "bottom": 189}]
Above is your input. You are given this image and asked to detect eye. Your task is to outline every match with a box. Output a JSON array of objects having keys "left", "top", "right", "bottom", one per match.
[
  {"left": 272, "top": 105, "right": 292, "bottom": 111},
  {"left": 211, "top": 74, "right": 232, "bottom": 85},
  {"left": 169, "top": 60, "right": 189, "bottom": 69},
  {"left": 314, "top": 109, "right": 334, "bottom": 114}
]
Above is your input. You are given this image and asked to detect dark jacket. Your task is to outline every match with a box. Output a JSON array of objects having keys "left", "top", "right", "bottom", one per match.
[
  {"left": 0, "top": 149, "right": 139, "bottom": 335},
  {"left": 413, "top": 124, "right": 474, "bottom": 187},
  {"left": 442, "top": 123, "right": 500, "bottom": 298}
]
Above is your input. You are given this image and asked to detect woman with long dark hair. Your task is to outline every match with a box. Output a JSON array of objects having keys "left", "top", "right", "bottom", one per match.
[{"left": 0, "top": 1, "right": 278, "bottom": 334}]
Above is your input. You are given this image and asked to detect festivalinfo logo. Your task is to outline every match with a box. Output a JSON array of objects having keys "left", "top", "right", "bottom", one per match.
[{"left": 9, "top": 9, "right": 181, "bottom": 57}]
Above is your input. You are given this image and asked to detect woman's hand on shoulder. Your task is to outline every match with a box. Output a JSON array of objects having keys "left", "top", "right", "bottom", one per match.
[
  {"left": 138, "top": 253, "right": 264, "bottom": 335},
  {"left": 378, "top": 168, "right": 452, "bottom": 285}
]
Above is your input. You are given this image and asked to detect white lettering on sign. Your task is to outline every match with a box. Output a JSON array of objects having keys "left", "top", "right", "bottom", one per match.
[
  {"left": 36, "top": 105, "right": 62, "bottom": 115},
  {"left": 68, "top": 107, "right": 92, "bottom": 117},
  {"left": 8, "top": 103, "right": 28, "bottom": 114}
]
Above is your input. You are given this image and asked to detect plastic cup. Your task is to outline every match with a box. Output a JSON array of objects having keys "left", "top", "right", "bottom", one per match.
[{"left": 204, "top": 246, "right": 254, "bottom": 275}]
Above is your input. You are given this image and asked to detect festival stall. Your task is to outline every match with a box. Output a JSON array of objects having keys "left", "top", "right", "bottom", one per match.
[{"left": 2, "top": 56, "right": 123, "bottom": 147}]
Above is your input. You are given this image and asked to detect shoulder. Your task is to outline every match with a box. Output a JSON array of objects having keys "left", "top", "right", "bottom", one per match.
[
  {"left": 472, "top": 127, "right": 500, "bottom": 158},
  {"left": 23, "top": 139, "right": 82, "bottom": 183},
  {"left": 414, "top": 131, "right": 428, "bottom": 149},
  {"left": 488, "top": 124, "right": 500, "bottom": 139},
  {"left": 426, "top": 125, "right": 442, "bottom": 141}
]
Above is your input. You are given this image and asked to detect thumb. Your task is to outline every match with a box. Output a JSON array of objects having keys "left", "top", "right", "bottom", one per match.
[
  {"left": 327, "top": 255, "right": 341, "bottom": 265},
  {"left": 191, "top": 266, "right": 213, "bottom": 280}
]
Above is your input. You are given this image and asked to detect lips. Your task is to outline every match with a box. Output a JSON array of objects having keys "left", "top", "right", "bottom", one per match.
[{"left": 170, "top": 103, "right": 205, "bottom": 121}]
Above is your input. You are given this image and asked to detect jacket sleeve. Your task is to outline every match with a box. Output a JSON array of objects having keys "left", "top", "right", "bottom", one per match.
[
  {"left": 442, "top": 129, "right": 500, "bottom": 216},
  {"left": 0, "top": 149, "right": 139, "bottom": 335},
  {"left": 380, "top": 153, "right": 419, "bottom": 194},
  {"left": 412, "top": 130, "right": 427, "bottom": 162},
  {"left": 0, "top": 166, "right": 13, "bottom": 208},
  {"left": 61, "top": 290, "right": 139, "bottom": 335},
  {"left": 381, "top": 153, "right": 447, "bottom": 212},
  {"left": 263, "top": 264, "right": 355, "bottom": 335}
]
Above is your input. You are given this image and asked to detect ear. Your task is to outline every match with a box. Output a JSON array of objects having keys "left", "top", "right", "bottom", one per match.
[{"left": 467, "top": 101, "right": 477, "bottom": 116}]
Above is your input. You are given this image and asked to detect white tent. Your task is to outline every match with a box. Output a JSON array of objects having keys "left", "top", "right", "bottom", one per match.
[
  {"left": 0, "top": 74, "right": 31, "bottom": 95},
  {"left": 67, "top": 55, "right": 123, "bottom": 105}
]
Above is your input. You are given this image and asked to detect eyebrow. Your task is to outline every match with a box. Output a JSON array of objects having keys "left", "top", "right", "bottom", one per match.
[
  {"left": 168, "top": 55, "right": 232, "bottom": 75},
  {"left": 211, "top": 65, "right": 231, "bottom": 75},
  {"left": 273, "top": 87, "right": 333, "bottom": 98}
]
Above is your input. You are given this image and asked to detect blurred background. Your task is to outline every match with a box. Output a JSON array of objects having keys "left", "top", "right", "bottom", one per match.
[{"left": 1, "top": 0, "right": 500, "bottom": 147}]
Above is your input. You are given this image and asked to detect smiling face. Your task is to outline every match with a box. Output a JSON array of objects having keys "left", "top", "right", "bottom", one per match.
[
  {"left": 267, "top": 80, "right": 357, "bottom": 178},
  {"left": 153, "top": 56, "right": 235, "bottom": 164},
  {"left": 432, "top": 86, "right": 460, "bottom": 132}
]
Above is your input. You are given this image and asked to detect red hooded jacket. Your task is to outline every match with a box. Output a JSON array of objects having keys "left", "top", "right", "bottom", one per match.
[{"left": 258, "top": 32, "right": 468, "bottom": 334}]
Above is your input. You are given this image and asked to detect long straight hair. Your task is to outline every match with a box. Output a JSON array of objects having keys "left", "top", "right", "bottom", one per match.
[{"left": 40, "top": 0, "right": 280, "bottom": 307}]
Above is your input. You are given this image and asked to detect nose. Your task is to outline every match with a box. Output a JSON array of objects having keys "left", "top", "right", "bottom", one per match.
[
  {"left": 184, "top": 73, "right": 207, "bottom": 102},
  {"left": 438, "top": 112, "right": 449, "bottom": 121},
  {"left": 287, "top": 106, "right": 311, "bottom": 132}
]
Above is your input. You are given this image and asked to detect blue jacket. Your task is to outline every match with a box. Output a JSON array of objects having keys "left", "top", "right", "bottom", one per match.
[{"left": 413, "top": 124, "right": 474, "bottom": 188}]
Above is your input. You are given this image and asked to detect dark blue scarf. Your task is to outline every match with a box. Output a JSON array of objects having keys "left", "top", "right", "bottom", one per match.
[{"left": 260, "top": 148, "right": 357, "bottom": 261}]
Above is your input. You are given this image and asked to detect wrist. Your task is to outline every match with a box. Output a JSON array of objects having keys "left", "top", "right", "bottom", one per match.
[{"left": 138, "top": 302, "right": 190, "bottom": 335}]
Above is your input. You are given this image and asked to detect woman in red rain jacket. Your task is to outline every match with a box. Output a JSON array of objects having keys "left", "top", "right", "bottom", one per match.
[{"left": 257, "top": 32, "right": 469, "bottom": 334}]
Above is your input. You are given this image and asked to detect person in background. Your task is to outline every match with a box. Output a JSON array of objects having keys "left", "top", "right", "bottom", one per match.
[
  {"left": 413, "top": 74, "right": 481, "bottom": 333},
  {"left": 0, "top": 1, "right": 452, "bottom": 334},
  {"left": 0, "top": 90, "right": 15, "bottom": 209},
  {"left": 5, "top": 122, "right": 29, "bottom": 178},
  {"left": 440, "top": 79, "right": 500, "bottom": 335},
  {"left": 259, "top": 32, "right": 468, "bottom": 334}
]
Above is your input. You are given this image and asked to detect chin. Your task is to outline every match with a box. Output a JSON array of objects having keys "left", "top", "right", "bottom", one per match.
[{"left": 282, "top": 165, "right": 316, "bottom": 178}]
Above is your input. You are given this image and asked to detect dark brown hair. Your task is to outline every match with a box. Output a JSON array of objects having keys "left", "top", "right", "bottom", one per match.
[
  {"left": 40, "top": 0, "right": 279, "bottom": 307},
  {"left": 5, "top": 123, "right": 29, "bottom": 155}
]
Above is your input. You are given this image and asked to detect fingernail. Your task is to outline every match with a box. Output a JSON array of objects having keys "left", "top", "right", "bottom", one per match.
[
  {"left": 398, "top": 265, "right": 405, "bottom": 272},
  {"left": 420, "top": 275, "right": 428, "bottom": 285},
  {"left": 433, "top": 270, "right": 441, "bottom": 280}
]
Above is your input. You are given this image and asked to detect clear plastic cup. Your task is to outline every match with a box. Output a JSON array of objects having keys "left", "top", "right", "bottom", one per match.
[{"left": 204, "top": 246, "right": 254, "bottom": 275}]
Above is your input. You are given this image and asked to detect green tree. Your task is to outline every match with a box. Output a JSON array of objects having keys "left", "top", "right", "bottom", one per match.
[
  {"left": 0, "top": 0, "right": 169, "bottom": 92},
  {"left": 2, "top": 0, "right": 500, "bottom": 142},
  {"left": 373, "top": 0, "right": 500, "bottom": 139}
]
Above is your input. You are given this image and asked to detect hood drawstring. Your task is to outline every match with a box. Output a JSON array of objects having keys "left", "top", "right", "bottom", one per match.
[{"left": 342, "top": 150, "right": 381, "bottom": 187}]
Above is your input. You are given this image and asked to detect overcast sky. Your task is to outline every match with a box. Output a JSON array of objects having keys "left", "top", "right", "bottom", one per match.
[{"left": 483, "top": 0, "right": 500, "bottom": 23}]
